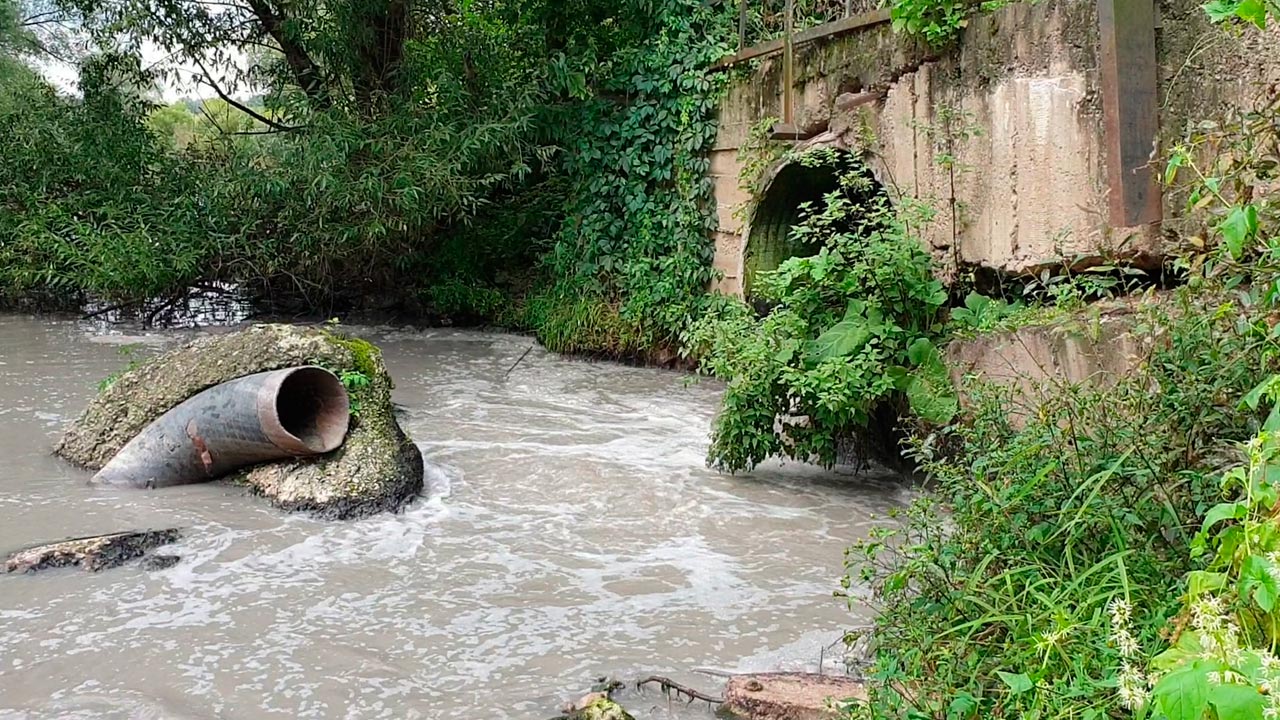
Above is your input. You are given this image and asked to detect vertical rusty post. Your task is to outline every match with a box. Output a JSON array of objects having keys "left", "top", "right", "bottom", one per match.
[
  {"left": 783, "top": 0, "right": 794, "bottom": 125},
  {"left": 738, "top": 0, "right": 748, "bottom": 51},
  {"left": 1097, "top": 0, "right": 1162, "bottom": 226}
]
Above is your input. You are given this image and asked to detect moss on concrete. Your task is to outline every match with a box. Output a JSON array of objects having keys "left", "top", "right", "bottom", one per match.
[{"left": 56, "top": 324, "right": 423, "bottom": 519}]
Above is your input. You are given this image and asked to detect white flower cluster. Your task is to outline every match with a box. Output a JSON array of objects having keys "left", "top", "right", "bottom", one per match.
[
  {"left": 1108, "top": 598, "right": 1150, "bottom": 711},
  {"left": 1187, "top": 595, "right": 1280, "bottom": 718}
]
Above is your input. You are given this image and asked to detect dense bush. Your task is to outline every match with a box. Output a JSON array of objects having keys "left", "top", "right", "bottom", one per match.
[
  {"left": 527, "top": 0, "right": 734, "bottom": 355},
  {"left": 0, "top": 55, "right": 217, "bottom": 304},
  {"left": 0, "top": 0, "right": 734, "bottom": 321},
  {"left": 845, "top": 288, "right": 1279, "bottom": 718},
  {"left": 841, "top": 6, "right": 1280, "bottom": 717},
  {"left": 684, "top": 148, "right": 952, "bottom": 472}
]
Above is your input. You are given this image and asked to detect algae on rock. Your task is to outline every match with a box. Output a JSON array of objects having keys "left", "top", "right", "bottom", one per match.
[
  {"left": 56, "top": 324, "right": 424, "bottom": 519},
  {"left": 560, "top": 698, "right": 635, "bottom": 720}
]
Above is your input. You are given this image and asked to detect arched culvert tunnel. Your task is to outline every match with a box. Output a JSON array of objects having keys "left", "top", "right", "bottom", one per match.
[{"left": 742, "top": 150, "right": 887, "bottom": 302}]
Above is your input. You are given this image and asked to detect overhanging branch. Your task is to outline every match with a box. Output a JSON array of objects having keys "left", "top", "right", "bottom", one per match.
[{"left": 194, "top": 58, "right": 301, "bottom": 133}]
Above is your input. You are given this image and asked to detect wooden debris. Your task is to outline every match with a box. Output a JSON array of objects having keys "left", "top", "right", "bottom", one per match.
[
  {"left": 636, "top": 675, "right": 723, "bottom": 705},
  {"left": 722, "top": 673, "right": 866, "bottom": 720},
  {"left": 5, "top": 529, "right": 181, "bottom": 573}
]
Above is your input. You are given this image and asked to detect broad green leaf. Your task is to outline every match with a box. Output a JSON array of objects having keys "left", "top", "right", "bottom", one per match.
[
  {"left": 1204, "top": 0, "right": 1240, "bottom": 22},
  {"left": 997, "top": 671, "right": 1033, "bottom": 695},
  {"left": 906, "top": 337, "right": 944, "bottom": 367},
  {"left": 1187, "top": 570, "right": 1229, "bottom": 599},
  {"left": 1151, "top": 632, "right": 1206, "bottom": 672},
  {"left": 963, "top": 291, "right": 990, "bottom": 313},
  {"left": 805, "top": 302, "right": 879, "bottom": 361},
  {"left": 1219, "top": 205, "right": 1259, "bottom": 259},
  {"left": 907, "top": 375, "right": 959, "bottom": 424},
  {"left": 1241, "top": 375, "right": 1279, "bottom": 410},
  {"left": 1165, "top": 151, "right": 1186, "bottom": 184},
  {"left": 1240, "top": 554, "right": 1280, "bottom": 612},
  {"left": 1152, "top": 661, "right": 1212, "bottom": 720},
  {"left": 1200, "top": 501, "right": 1247, "bottom": 534},
  {"left": 1207, "top": 682, "right": 1266, "bottom": 718},
  {"left": 946, "top": 692, "right": 977, "bottom": 719},
  {"left": 806, "top": 318, "right": 872, "bottom": 361},
  {"left": 1267, "top": 405, "right": 1280, "bottom": 434},
  {"left": 1236, "top": 0, "right": 1267, "bottom": 26},
  {"left": 905, "top": 339, "right": 958, "bottom": 424}
]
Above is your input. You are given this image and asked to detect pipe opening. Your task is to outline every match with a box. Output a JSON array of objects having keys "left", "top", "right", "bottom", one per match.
[{"left": 275, "top": 367, "right": 350, "bottom": 453}]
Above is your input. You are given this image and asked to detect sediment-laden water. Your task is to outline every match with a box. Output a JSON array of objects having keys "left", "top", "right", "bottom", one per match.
[{"left": 0, "top": 314, "right": 911, "bottom": 719}]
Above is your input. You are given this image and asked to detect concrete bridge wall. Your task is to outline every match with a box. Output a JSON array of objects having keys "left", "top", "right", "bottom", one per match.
[{"left": 709, "top": 0, "right": 1280, "bottom": 297}]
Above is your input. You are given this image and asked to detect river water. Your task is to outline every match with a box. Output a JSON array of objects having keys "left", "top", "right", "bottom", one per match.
[{"left": 0, "top": 313, "right": 912, "bottom": 719}]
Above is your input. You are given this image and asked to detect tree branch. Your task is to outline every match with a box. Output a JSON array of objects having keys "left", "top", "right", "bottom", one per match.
[
  {"left": 198, "top": 104, "right": 225, "bottom": 134},
  {"left": 244, "top": 0, "right": 331, "bottom": 109},
  {"left": 194, "top": 58, "right": 300, "bottom": 132},
  {"left": 19, "top": 10, "right": 62, "bottom": 26}
]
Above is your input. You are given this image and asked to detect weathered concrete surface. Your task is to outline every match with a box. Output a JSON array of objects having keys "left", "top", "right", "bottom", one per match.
[
  {"left": 946, "top": 299, "right": 1148, "bottom": 420},
  {"left": 711, "top": 0, "right": 1134, "bottom": 296},
  {"left": 711, "top": 0, "right": 1280, "bottom": 296},
  {"left": 722, "top": 673, "right": 866, "bottom": 720},
  {"left": 6, "top": 529, "right": 180, "bottom": 573},
  {"left": 56, "top": 324, "right": 424, "bottom": 519}
]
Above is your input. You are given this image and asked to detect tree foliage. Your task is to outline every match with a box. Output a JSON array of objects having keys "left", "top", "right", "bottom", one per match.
[{"left": 0, "top": 0, "right": 739, "bottom": 314}]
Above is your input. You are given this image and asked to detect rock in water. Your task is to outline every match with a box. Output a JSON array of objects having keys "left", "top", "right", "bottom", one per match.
[
  {"left": 6, "top": 529, "right": 180, "bottom": 573},
  {"left": 139, "top": 554, "right": 182, "bottom": 571},
  {"left": 563, "top": 698, "right": 634, "bottom": 720},
  {"left": 56, "top": 324, "right": 424, "bottom": 519},
  {"left": 722, "top": 673, "right": 866, "bottom": 720}
]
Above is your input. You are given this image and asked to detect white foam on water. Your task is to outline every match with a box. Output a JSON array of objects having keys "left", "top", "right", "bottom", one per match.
[{"left": 0, "top": 318, "right": 911, "bottom": 719}]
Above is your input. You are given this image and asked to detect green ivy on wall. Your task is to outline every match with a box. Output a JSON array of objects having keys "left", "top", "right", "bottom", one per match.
[{"left": 530, "top": 0, "right": 735, "bottom": 354}]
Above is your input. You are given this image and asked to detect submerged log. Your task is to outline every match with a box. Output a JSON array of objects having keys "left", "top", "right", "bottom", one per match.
[
  {"left": 723, "top": 673, "right": 866, "bottom": 720},
  {"left": 5, "top": 529, "right": 181, "bottom": 573}
]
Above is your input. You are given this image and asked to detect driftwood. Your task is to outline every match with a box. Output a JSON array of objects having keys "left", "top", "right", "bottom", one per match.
[
  {"left": 5, "top": 529, "right": 181, "bottom": 573},
  {"left": 722, "top": 673, "right": 866, "bottom": 720},
  {"left": 637, "top": 676, "right": 723, "bottom": 705}
]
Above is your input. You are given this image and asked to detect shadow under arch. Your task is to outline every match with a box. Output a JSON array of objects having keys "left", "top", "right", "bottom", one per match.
[{"left": 741, "top": 148, "right": 888, "bottom": 303}]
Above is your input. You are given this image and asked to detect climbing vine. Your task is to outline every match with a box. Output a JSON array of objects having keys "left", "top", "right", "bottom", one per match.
[{"left": 529, "top": 0, "right": 735, "bottom": 354}]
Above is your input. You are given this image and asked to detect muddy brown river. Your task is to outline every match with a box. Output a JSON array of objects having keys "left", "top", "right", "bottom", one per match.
[{"left": 0, "top": 313, "right": 911, "bottom": 719}]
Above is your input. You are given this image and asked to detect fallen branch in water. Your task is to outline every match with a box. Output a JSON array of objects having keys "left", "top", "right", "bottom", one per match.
[
  {"left": 503, "top": 343, "right": 535, "bottom": 380},
  {"left": 82, "top": 298, "right": 144, "bottom": 320},
  {"left": 144, "top": 290, "right": 194, "bottom": 328},
  {"left": 637, "top": 676, "right": 723, "bottom": 705}
]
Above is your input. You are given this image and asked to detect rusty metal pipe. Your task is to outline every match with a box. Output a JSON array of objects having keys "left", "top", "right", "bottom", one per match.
[{"left": 91, "top": 366, "right": 350, "bottom": 489}]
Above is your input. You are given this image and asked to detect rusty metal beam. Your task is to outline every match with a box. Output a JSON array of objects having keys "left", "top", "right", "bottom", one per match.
[
  {"left": 709, "top": 8, "right": 891, "bottom": 71},
  {"left": 1097, "top": 0, "right": 1162, "bottom": 226},
  {"left": 783, "top": 0, "right": 794, "bottom": 125}
]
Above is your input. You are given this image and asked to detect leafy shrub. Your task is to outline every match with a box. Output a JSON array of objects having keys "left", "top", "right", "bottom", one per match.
[
  {"left": 844, "top": 287, "right": 1280, "bottom": 719},
  {"left": 541, "top": 0, "right": 733, "bottom": 352},
  {"left": 523, "top": 286, "right": 648, "bottom": 357},
  {"left": 684, "top": 148, "right": 952, "bottom": 472},
  {"left": 887, "top": 0, "right": 1011, "bottom": 46},
  {"left": 947, "top": 291, "right": 1020, "bottom": 334},
  {"left": 1145, "top": 409, "right": 1280, "bottom": 719},
  {"left": 0, "top": 57, "right": 221, "bottom": 306}
]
